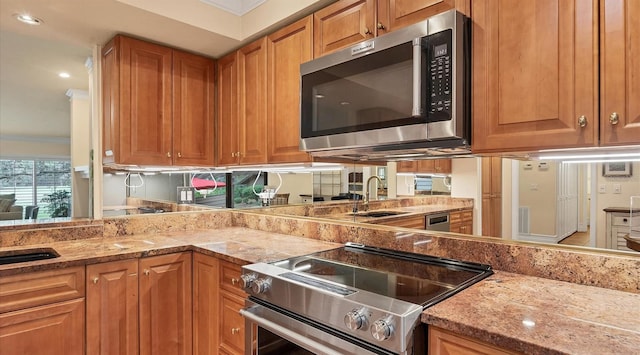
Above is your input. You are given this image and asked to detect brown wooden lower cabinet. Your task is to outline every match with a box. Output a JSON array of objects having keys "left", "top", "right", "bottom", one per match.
[
  {"left": 193, "top": 253, "right": 220, "bottom": 355},
  {"left": 374, "top": 215, "right": 426, "bottom": 229},
  {"left": 194, "top": 254, "right": 250, "bottom": 355},
  {"left": 0, "top": 266, "right": 85, "bottom": 355},
  {"left": 139, "top": 252, "right": 193, "bottom": 355},
  {"left": 86, "top": 259, "right": 139, "bottom": 355},
  {"left": 0, "top": 298, "right": 85, "bottom": 355},
  {"left": 429, "top": 326, "right": 519, "bottom": 355},
  {"left": 450, "top": 209, "right": 473, "bottom": 234}
]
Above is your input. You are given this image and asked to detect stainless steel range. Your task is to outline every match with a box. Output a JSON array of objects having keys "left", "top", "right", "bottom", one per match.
[{"left": 240, "top": 243, "right": 493, "bottom": 355}]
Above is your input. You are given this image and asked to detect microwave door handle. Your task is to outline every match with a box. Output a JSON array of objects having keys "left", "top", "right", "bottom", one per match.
[{"left": 412, "top": 38, "right": 422, "bottom": 117}]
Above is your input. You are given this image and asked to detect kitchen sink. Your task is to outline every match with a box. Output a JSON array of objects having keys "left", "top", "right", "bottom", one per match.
[
  {"left": 352, "top": 210, "right": 408, "bottom": 218},
  {"left": 0, "top": 248, "right": 60, "bottom": 265}
]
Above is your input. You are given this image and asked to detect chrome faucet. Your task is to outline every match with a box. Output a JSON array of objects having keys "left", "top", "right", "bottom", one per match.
[{"left": 363, "top": 176, "right": 383, "bottom": 211}]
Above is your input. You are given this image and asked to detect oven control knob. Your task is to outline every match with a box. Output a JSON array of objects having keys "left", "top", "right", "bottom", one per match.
[
  {"left": 240, "top": 273, "right": 257, "bottom": 289},
  {"left": 344, "top": 309, "right": 367, "bottom": 330},
  {"left": 251, "top": 278, "right": 271, "bottom": 294},
  {"left": 371, "top": 319, "right": 394, "bottom": 341}
]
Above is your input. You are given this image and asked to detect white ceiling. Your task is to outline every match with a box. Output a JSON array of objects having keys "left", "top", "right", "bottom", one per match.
[{"left": 0, "top": 0, "right": 334, "bottom": 146}]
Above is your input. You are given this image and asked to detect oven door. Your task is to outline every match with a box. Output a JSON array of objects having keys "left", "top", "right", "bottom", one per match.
[{"left": 241, "top": 300, "right": 394, "bottom": 355}]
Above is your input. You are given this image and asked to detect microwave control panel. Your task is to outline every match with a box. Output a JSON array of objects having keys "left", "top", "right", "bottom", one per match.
[{"left": 425, "top": 29, "right": 453, "bottom": 120}]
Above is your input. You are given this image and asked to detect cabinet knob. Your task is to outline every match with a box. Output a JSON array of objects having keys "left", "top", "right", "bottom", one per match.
[
  {"left": 177, "top": 152, "right": 182, "bottom": 158},
  {"left": 578, "top": 115, "right": 587, "bottom": 128},
  {"left": 231, "top": 277, "right": 240, "bottom": 286},
  {"left": 609, "top": 112, "right": 619, "bottom": 125},
  {"left": 92, "top": 277, "right": 99, "bottom": 284},
  {"left": 143, "top": 269, "right": 150, "bottom": 276},
  {"left": 377, "top": 22, "right": 386, "bottom": 30},
  {"left": 167, "top": 152, "right": 171, "bottom": 158},
  {"left": 231, "top": 327, "right": 240, "bottom": 335},
  {"left": 364, "top": 27, "right": 372, "bottom": 35}
]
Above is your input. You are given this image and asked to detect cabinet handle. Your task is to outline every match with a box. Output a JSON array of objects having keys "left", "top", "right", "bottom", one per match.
[
  {"left": 231, "top": 328, "right": 240, "bottom": 335},
  {"left": 92, "top": 277, "right": 99, "bottom": 284},
  {"left": 167, "top": 152, "right": 171, "bottom": 158},
  {"left": 578, "top": 115, "right": 587, "bottom": 128},
  {"left": 364, "top": 27, "right": 372, "bottom": 35},
  {"left": 609, "top": 112, "right": 619, "bottom": 125},
  {"left": 377, "top": 22, "right": 386, "bottom": 30},
  {"left": 143, "top": 269, "right": 150, "bottom": 276},
  {"left": 177, "top": 152, "right": 182, "bottom": 158},
  {"left": 231, "top": 278, "right": 240, "bottom": 285}
]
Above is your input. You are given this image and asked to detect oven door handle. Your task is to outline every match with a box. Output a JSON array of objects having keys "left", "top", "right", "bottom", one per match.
[{"left": 241, "top": 305, "right": 380, "bottom": 355}]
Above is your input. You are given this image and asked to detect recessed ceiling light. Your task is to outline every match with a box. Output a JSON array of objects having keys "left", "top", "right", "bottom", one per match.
[
  {"left": 59, "top": 72, "right": 71, "bottom": 79},
  {"left": 14, "top": 13, "right": 44, "bottom": 25}
]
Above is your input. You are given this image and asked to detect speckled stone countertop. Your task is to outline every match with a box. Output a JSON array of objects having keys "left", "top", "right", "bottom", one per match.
[
  {"left": 321, "top": 204, "right": 472, "bottom": 223},
  {"left": 0, "top": 227, "right": 341, "bottom": 276},
  {"left": 422, "top": 271, "right": 640, "bottom": 354}
]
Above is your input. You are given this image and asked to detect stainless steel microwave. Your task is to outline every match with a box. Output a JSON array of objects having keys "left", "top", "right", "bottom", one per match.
[{"left": 299, "top": 10, "right": 470, "bottom": 160}]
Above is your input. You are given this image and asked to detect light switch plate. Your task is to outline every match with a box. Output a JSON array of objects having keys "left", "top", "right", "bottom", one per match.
[
  {"left": 613, "top": 184, "right": 621, "bottom": 194},
  {"left": 598, "top": 184, "right": 607, "bottom": 194}
]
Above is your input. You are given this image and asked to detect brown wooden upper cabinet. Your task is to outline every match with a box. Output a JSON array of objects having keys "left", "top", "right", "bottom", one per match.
[
  {"left": 600, "top": 0, "right": 640, "bottom": 145},
  {"left": 397, "top": 159, "right": 452, "bottom": 174},
  {"left": 267, "top": 16, "right": 314, "bottom": 163},
  {"left": 314, "top": 0, "right": 469, "bottom": 57},
  {"left": 472, "top": 0, "right": 639, "bottom": 153},
  {"left": 217, "top": 38, "right": 268, "bottom": 166},
  {"left": 102, "top": 35, "right": 215, "bottom": 166}
]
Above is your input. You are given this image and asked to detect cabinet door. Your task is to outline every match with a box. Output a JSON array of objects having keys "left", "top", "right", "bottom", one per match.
[
  {"left": 267, "top": 16, "right": 313, "bottom": 163},
  {"left": 0, "top": 299, "right": 84, "bottom": 355},
  {"left": 429, "top": 326, "right": 517, "bottom": 355},
  {"left": 139, "top": 252, "right": 192, "bottom": 355},
  {"left": 397, "top": 160, "right": 418, "bottom": 173},
  {"left": 86, "top": 259, "right": 138, "bottom": 355},
  {"left": 472, "top": 0, "right": 598, "bottom": 153},
  {"left": 172, "top": 50, "right": 215, "bottom": 166},
  {"left": 481, "top": 157, "right": 501, "bottom": 238},
  {"left": 435, "top": 159, "right": 452, "bottom": 174},
  {"left": 219, "top": 292, "right": 246, "bottom": 355},
  {"left": 418, "top": 160, "right": 436, "bottom": 173},
  {"left": 102, "top": 37, "right": 120, "bottom": 163},
  {"left": 313, "top": 0, "right": 375, "bottom": 57},
  {"left": 119, "top": 36, "right": 173, "bottom": 165},
  {"left": 193, "top": 253, "right": 219, "bottom": 355},
  {"left": 217, "top": 52, "right": 239, "bottom": 166},
  {"left": 600, "top": 0, "right": 640, "bottom": 145},
  {"left": 377, "top": 0, "right": 467, "bottom": 35},
  {"left": 238, "top": 37, "right": 268, "bottom": 164}
]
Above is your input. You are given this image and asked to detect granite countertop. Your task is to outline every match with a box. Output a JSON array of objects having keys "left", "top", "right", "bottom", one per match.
[
  {"left": 422, "top": 271, "right": 640, "bottom": 354},
  {"left": 0, "top": 227, "right": 341, "bottom": 276},
  {"left": 2, "top": 226, "right": 639, "bottom": 354},
  {"left": 324, "top": 204, "right": 471, "bottom": 223}
]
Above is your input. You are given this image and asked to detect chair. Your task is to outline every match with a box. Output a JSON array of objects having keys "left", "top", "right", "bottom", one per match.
[{"left": 24, "top": 206, "right": 39, "bottom": 219}]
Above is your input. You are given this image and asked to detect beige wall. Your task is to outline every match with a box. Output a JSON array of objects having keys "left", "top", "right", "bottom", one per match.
[
  {"left": 268, "top": 172, "right": 313, "bottom": 204},
  {"left": 451, "top": 157, "right": 481, "bottom": 234},
  {"left": 0, "top": 139, "right": 70, "bottom": 159},
  {"left": 519, "top": 161, "right": 557, "bottom": 236},
  {"left": 594, "top": 162, "right": 640, "bottom": 248}
]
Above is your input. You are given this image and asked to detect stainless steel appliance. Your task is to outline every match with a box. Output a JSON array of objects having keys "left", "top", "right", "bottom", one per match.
[
  {"left": 240, "top": 243, "right": 492, "bottom": 354},
  {"left": 425, "top": 212, "right": 450, "bottom": 232},
  {"left": 299, "top": 10, "right": 470, "bottom": 161}
]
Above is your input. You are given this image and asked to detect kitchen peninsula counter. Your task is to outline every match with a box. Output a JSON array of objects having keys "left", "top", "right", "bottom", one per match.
[
  {"left": 0, "top": 227, "right": 341, "bottom": 276},
  {"left": 423, "top": 271, "right": 640, "bottom": 354},
  {"left": 1, "top": 219, "right": 639, "bottom": 354}
]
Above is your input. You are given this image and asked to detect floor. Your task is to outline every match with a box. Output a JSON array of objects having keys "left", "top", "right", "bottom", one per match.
[{"left": 559, "top": 228, "right": 590, "bottom": 246}]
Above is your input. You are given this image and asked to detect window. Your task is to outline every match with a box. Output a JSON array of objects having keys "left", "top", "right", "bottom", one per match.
[{"left": 0, "top": 159, "right": 71, "bottom": 217}]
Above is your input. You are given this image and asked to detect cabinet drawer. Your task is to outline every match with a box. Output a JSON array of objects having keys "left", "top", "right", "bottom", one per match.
[
  {"left": 0, "top": 266, "right": 85, "bottom": 313},
  {"left": 219, "top": 292, "right": 246, "bottom": 355},
  {"left": 220, "top": 260, "right": 246, "bottom": 297},
  {"left": 373, "top": 215, "right": 426, "bottom": 229},
  {"left": 0, "top": 298, "right": 85, "bottom": 355}
]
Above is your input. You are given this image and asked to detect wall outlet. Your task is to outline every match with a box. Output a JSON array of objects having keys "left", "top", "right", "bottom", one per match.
[
  {"left": 613, "top": 183, "right": 622, "bottom": 194},
  {"left": 598, "top": 184, "right": 607, "bottom": 194}
]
